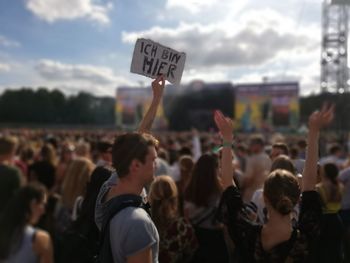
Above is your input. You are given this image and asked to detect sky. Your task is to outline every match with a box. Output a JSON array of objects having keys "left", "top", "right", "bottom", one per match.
[{"left": 0, "top": 0, "right": 323, "bottom": 97}]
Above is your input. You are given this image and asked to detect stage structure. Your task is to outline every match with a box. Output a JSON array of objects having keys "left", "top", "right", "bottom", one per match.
[
  {"left": 235, "top": 82, "right": 299, "bottom": 132},
  {"left": 115, "top": 87, "right": 168, "bottom": 130},
  {"left": 321, "top": 0, "right": 350, "bottom": 93}
]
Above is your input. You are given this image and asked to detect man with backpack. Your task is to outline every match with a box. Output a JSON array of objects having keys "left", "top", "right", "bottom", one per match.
[
  {"left": 94, "top": 76, "right": 164, "bottom": 263},
  {"left": 95, "top": 132, "right": 160, "bottom": 263}
]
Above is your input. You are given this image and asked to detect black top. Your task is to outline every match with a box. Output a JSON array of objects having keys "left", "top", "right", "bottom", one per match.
[
  {"left": 0, "top": 164, "right": 22, "bottom": 214},
  {"left": 218, "top": 186, "right": 322, "bottom": 263}
]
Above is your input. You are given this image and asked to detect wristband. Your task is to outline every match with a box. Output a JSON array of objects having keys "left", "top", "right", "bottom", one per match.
[
  {"left": 212, "top": 145, "right": 222, "bottom": 153},
  {"left": 222, "top": 141, "right": 232, "bottom": 148}
]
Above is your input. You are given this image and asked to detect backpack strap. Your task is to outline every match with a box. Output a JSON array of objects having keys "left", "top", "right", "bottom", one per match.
[{"left": 97, "top": 194, "right": 144, "bottom": 263}]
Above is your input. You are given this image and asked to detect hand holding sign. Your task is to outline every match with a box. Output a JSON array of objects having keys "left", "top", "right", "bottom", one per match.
[
  {"left": 152, "top": 75, "right": 165, "bottom": 102},
  {"left": 131, "top": 38, "right": 186, "bottom": 85}
]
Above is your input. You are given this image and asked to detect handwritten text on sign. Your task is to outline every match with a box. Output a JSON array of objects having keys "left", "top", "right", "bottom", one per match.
[{"left": 130, "top": 38, "right": 186, "bottom": 85}]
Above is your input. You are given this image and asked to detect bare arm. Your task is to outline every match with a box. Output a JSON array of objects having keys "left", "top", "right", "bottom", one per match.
[
  {"left": 127, "top": 247, "right": 152, "bottom": 263},
  {"left": 137, "top": 75, "right": 165, "bottom": 133},
  {"left": 302, "top": 104, "right": 334, "bottom": 191},
  {"left": 33, "top": 230, "right": 54, "bottom": 263},
  {"left": 192, "top": 128, "right": 202, "bottom": 162},
  {"left": 214, "top": 110, "right": 235, "bottom": 189}
]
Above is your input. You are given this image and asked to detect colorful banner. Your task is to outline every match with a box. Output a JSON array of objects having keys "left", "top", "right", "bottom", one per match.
[
  {"left": 235, "top": 82, "right": 299, "bottom": 131},
  {"left": 115, "top": 87, "right": 168, "bottom": 129}
]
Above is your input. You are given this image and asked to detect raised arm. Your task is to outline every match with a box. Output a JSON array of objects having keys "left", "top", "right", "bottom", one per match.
[
  {"left": 302, "top": 104, "right": 334, "bottom": 191},
  {"left": 191, "top": 128, "right": 202, "bottom": 162},
  {"left": 214, "top": 110, "right": 235, "bottom": 189},
  {"left": 137, "top": 75, "right": 165, "bottom": 133}
]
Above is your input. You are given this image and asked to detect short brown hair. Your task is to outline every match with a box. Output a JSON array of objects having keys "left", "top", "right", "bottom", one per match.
[
  {"left": 250, "top": 135, "right": 264, "bottom": 146},
  {"left": 0, "top": 136, "right": 17, "bottom": 156},
  {"left": 112, "top": 133, "right": 158, "bottom": 178},
  {"left": 264, "top": 169, "right": 300, "bottom": 215},
  {"left": 272, "top": 143, "right": 289, "bottom": 156},
  {"left": 270, "top": 155, "right": 296, "bottom": 175}
]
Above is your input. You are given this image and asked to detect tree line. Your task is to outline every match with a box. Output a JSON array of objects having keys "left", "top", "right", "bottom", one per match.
[
  {"left": 0, "top": 88, "right": 115, "bottom": 125},
  {"left": 0, "top": 87, "right": 349, "bottom": 131}
]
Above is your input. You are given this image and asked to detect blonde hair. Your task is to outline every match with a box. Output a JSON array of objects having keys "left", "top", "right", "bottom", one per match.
[
  {"left": 41, "top": 143, "right": 57, "bottom": 165},
  {"left": 149, "top": 176, "right": 178, "bottom": 230},
  {"left": 61, "top": 157, "right": 95, "bottom": 210}
]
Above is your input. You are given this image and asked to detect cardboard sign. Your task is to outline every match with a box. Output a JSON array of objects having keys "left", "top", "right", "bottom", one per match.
[{"left": 130, "top": 38, "right": 186, "bottom": 85}]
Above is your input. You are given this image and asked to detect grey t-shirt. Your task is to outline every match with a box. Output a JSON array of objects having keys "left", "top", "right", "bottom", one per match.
[
  {"left": 95, "top": 173, "right": 158, "bottom": 262},
  {"left": 109, "top": 206, "right": 159, "bottom": 263}
]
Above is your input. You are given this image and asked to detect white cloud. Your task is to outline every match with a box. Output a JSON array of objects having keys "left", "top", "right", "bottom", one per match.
[
  {"left": 26, "top": 0, "right": 113, "bottom": 25},
  {"left": 182, "top": 68, "right": 228, "bottom": 83},
  {"left": 161, "top": 0, "right": 249, "bottom": 22},
  {"left": 0, "top": 35, "right": 20, "bottom": 48},
  {"left": 122, "top": 21, "right": 312, "bottom": 69},
  {"left": 36, "top": 59, "right": 115, "bottom": 84},
  {"left": 35, "top": 59, "right": 134, "bottom": 96},
  {"left": 122, "top": 5, "right": 322, "bottom": 93},
  {"left": 0, "top": 63, "right": 11, "bottom": 73},
  {"left": 166, "top": 0, "right": 217, "bottom": 14}
]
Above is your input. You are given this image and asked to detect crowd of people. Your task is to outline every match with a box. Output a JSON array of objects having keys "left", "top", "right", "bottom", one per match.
[{"left": 0, "top": 76, "right": 349, "bottom": 262}]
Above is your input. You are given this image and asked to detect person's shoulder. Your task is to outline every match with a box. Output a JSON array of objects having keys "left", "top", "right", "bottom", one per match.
[
  {"left": 123, "top": 206, "right": 151, "bottom": 221},
  {"left": 111, "top": 206, "right": 152, "bottom": 225},
  {"left": 319, "top": 156, "right": 331, "bottom": 165},
  {"left": 109, "top": 207, "right": 156, "bottom": 240},
  {"left": 250, "top": 152, "right": 270, "bottom": 162},
  {"left": 339, "top": 166, "right": 350, "bottom": 179},
  {"left": 33, "top": 229, "right": 52, "bottom": 252},
  {"left": 0, "top": 163, "right": 20, "bottom": 173},
  {"left": 0, "top": 164, "right": 22, "bottom": 181},
  {"left": 96, "top": 173, "right": 117, "bottom": 204},
  {"left": 33, "top": 229, "right": 53, "bottom": 263}
]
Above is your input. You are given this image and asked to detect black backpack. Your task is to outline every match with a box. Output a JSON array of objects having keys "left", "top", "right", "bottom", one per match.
[
  {"left": 60, "top": 195, "right": 146, "bottom": 263},
  {"left": 59, "top": 220, "right": 98, "bottom": 263}
]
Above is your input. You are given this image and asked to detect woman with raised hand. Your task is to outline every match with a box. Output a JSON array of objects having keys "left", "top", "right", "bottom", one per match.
[
  {"left": 183, "top": 150, "right": 230, "bottom": 263},
  {"left": 251, "top": 154, "right": 301, "bottom": 224},
  {"left": 0, "top": 183, "right": 53, "bottom": 263},
  {"left": 214, "top": 104, "right": 334, "bottom": 262}
]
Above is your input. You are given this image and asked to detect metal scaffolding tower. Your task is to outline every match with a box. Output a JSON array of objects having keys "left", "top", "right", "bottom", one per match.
[{"left": 321, "top": 0, "right": 350, "bottom": 93}]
